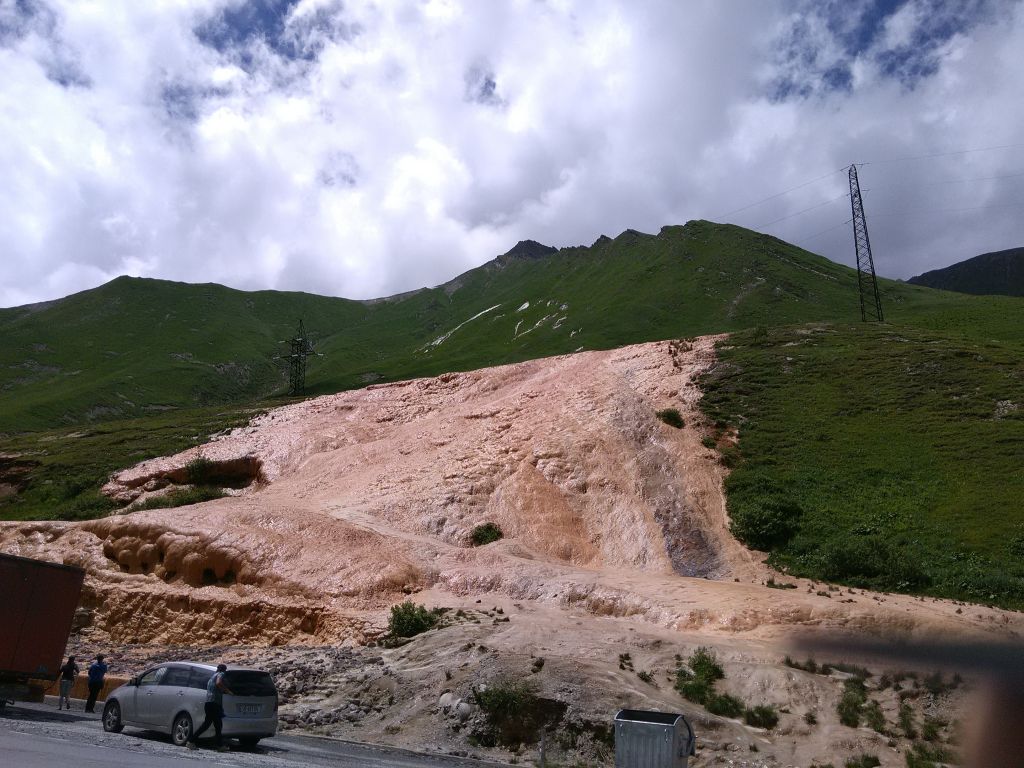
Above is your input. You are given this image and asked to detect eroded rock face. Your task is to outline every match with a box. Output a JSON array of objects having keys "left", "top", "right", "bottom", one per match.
[{"left": 3, "top": 337, "right": 1020, "bottom": 648}]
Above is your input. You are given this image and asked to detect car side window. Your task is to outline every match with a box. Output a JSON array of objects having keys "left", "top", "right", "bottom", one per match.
[
  {"left": 161, "top": 667, "right": 192, "bottom": 687},
  {"left": 189, "top": 668, "right": 214, "bottom": 690},
  {"left": 138, "top": 667, "right": 166, "bottom": 687}
]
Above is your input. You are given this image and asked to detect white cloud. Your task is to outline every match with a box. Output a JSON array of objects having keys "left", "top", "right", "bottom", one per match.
[{"left": 0, "top": 0, "right": 1022, "bottom": 307}]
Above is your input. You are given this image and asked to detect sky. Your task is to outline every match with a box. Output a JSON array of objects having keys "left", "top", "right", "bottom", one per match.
[{"left": 1, "top": 0, "right": 1022, "bottom": 307}]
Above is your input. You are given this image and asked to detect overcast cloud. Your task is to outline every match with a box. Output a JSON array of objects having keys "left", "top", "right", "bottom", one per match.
[{"left": 1, "top": 0, "right": 1022, "bottom": 307}]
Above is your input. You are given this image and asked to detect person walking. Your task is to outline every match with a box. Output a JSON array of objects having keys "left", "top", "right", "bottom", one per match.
[
  {"left": 186, "top": 663, "right": 234, "bottom": 752},
  {"left": 85, "top": 654, "right": 108, "bottom": 713},
  {"left": 57, "top": 656, "right": 79, "bottom": 710}
]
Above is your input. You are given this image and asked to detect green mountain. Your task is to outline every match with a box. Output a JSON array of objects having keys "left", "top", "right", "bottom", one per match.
[
  {"left": 2, "top": 218, "right": 1023, "bottom": 608},
  {"left": 908, "top": 247, "right": 1024, "bottom": 297},
  {"left": 2, "top": 220, "right": 1016, "bottom": 434}
]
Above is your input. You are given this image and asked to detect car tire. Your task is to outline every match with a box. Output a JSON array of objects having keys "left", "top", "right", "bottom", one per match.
[
  {"left": 171, "top": 712, "right": 193, "bottom": 747},
  {"left": 238, "top": 737, "right": 261, "bottom": 748},
  {"left": 102, "top": 701, "right": 124, "bottom": 733}
]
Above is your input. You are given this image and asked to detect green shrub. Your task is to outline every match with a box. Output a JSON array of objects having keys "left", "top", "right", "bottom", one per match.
[
  {"left": 388, "top": 601, "right": 439, "bottom": 638},
  {"left": 656, "top": 408, "right": 685, "bottom": 429},
  {"left": 133, "top": 486, "right": 226, "bottom": 511},
  {"left": 674, "top": 670, "right": 714, "bottom": 704},
  {"left": 898, "top": 702, "right": 917, "bottom": 738},
  {"left": 803, "top": 710, "right": 818, "bottom": 725},
  {"left": 688, "top": 647, "right": 724, "bottom": 681},
  {"left": 729, "top": 495, "right": 803, "bottom": 550},
  {"left": 815, "top": 536, "right": 930, "bottom": 590},
  {"left": 185, "top": 456, "right": 215, "bottom": 485},
  {"left": 473, "top": 678, "right": 563, "bottom": 747},
  {"left": 837, "top": 679, "right": 867, "bottom": 727},
  {"left": 843, "top": 755, "right": 880, "bottom": 768},
  {"left": 470, "top": 522, "right": 504, "bottom": 546},
  {"left": 921, "top": 716, "right": 944, "bottom": 742},
  {"left": 701, "top": 435, "right": 717, "bottom": 449},
  {"left": 706, "top": 693, "right": 744, "bottom": 718},
  {"left": 863, "top": 700, "right": 886, "bottom": 733},
  {"left": 905, "top": 741, "right": 956, "bottom": 767},
  {"left": 675, "top": 647, "right": 739, "bottom": 716},
  {"left": 744, "top": 705, "right": 779, "bottom": 729}
]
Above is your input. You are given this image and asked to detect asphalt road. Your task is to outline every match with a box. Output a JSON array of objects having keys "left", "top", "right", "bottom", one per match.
[{"left": 0, "top": 700, "right": 510, "bottom": 768}]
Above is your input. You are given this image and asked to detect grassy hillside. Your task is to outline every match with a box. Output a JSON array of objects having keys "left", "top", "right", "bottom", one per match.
[
  {"left": 1, "top": 219, "right": 992, "bottom": 434},
  {"left": 3, "top": 218, "right": 1023, "bottom": 614},
  {"left": 700, "top": 322, "right": 1024, "bottom": 609},
  {"left": 908, "top": 247, "right": 1024, "bottom": 297}
]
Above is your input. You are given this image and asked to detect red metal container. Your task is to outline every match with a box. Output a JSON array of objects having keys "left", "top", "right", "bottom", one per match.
[{"left": 0, "top": 553, "right": 85, "bottom": 691}]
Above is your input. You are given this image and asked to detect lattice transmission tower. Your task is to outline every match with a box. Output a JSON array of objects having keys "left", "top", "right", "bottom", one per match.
[
  {"left": 276, "top": 319, "right": 321, "bottom": 395},
  {"left": 848, "top": 164, "right": 884, "bottom": 322}
]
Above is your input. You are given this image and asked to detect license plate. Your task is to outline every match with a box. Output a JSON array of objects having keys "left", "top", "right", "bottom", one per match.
[{"left": 237, "top": 704, "right": 262, "bottom": 715}]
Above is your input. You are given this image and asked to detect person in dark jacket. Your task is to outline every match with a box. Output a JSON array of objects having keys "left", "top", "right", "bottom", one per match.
[
  {"left": 187, "top": 663, "right": 234, "bottom": 752},
  {"left": 85, "top": 654, "right": 108, "bottom": 713},
  {"left": 58, "top": 656, "right": 79, "bottom": 710}
]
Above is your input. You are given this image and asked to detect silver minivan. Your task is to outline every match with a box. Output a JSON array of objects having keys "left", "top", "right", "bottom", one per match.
[{"left": 102, "top": 662, "right": 278, "bottom": 748}]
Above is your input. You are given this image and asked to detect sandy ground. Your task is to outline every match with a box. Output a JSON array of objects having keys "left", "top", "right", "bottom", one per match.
[{"left": 2, "top": 336, "right": 1021, "bottom": 766}]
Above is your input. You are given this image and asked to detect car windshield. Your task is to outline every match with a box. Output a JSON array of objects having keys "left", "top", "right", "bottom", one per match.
[{"left": 224, "top": 670, "right": 276, "bottom": 697}]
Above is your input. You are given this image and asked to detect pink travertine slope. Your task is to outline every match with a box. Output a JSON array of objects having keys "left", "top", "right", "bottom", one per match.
[{"left": 1, "top": 337, "right": 1020, "bottom": 649}]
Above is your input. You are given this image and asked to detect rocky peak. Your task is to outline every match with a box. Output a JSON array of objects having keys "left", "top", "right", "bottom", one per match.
[{"left": 500, "top": 240, "right": 558, "bottom": 261}]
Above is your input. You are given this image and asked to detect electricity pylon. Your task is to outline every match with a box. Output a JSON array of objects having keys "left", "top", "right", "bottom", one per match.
[
  {"left": 276, "top": 319, "right": 321, "bottom": 395},
  {"left": 848, "top": 164, "right": 884, "bottom": 322}
]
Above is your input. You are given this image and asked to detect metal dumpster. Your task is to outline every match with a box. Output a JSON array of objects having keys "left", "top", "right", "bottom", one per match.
[{"left": 614, "top": 709, "right": 696, "bottom": 768}]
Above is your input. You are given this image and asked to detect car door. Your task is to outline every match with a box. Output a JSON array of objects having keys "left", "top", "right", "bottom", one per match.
[
  {"left": 151, "top": 665, "right": 193, "bottom": 730},
  {"left": 133, "top": 666, "right": 167, "bottom": 725}
]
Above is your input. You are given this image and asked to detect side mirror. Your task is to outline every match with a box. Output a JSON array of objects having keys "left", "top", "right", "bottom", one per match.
[{"left": 129, "top": 677, "right": 139, "bottom": 687}]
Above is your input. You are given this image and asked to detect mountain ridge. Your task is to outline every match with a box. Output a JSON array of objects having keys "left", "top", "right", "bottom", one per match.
[
  {"left": 1, "top": 219, "right": 1021, "bottom": 434},
  {"left": 908, "top": 246, "right": 1024, "bottom": 296}
]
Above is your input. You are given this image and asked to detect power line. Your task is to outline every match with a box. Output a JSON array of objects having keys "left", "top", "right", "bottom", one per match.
[
  {"left": 868, "top": 200, "right": 1024, "bottom": 217},
  {"left": 754, "top": 192, "right": 849, "bottom": 229},
  {"left": 794, "top": 219, "right": 853, "bottom": 245},
  {"left": 715, "top": 167, "right": 845, "bottom": 219},
  {"left": 860, "top": 141, "right": 1024, "bottom": 165}
]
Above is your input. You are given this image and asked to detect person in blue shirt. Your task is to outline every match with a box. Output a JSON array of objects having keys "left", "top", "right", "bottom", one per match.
[
  {"left": 85, "top": 654, "right": 108, "bottom": 713},
  {"left": 187, "top": 663, "right": 234, "bottom": 752}
]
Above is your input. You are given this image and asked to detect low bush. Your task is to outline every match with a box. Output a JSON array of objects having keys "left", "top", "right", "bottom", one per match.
[
  {"left": 898, "top": 702, "right": 917, "bottom": 738},
  {"left": 675, "top": 647, "right": 744, "bottom": 717},
  {"left": 784, "top": 656, "right": 832, "bottom": 675},
  {"left": 388, "top": 601, "right": 440, "bottom": 638},
  {"left": 843, "top": 755, "right": 880, "bottom": 768},
  {"left": 905, "top": 741, "right": 956, "bottom": 768},
  {"left": 701, "top": 435, "right": 717, "bottom": 449},
  {"left": 837, "top": 679, "right": 867, "bottom": 728},
  {"left": 655, "top": 408, "right": 685, "bottom": 429},
  {"left": 862, "top": 700, "right": 886, "bottom": 733},
  {"left": 474, "top": 678, "right": 564, "bottom": 747},
  {"left": 185, "top": 456, "right": 216, "bottom": 485},
  {"left": 470, "top": 522, "right": 504, "bottom": 546},
  {"left": 688, "top": 648, "right": 723, "bottom": 680},
  {"left": 814, "top": 536, "right": 930, "bottom": 591},
  {"left": 706, "top": 693, "right": 744, "bottom": 718},
  {"left": 744, "top": 705, "right": 779, "bottom": 729},
  {"left": 133, "top": 486, "right": 226, "bottom": 511},
  {"left": 729, "top": 495, "right": 803, "bottom": 550},
  {"left": 921, "top": 716, "right": 944, "bottom": 742}
]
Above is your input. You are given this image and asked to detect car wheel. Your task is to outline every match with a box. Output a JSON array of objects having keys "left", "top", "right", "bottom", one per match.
[
  {"left": 238, "top": 737, "right": 261, "bottom": 748},
  {"left": 171, "top": 712, "right": 193, "bottom": 746},
  {"left": 102, "top": 701, "right": 124, "bottom": 733}
]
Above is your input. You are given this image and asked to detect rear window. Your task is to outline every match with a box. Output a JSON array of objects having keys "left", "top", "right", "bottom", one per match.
[{"left": 224, "top": 670, "right": 276, "bottom": 697}]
